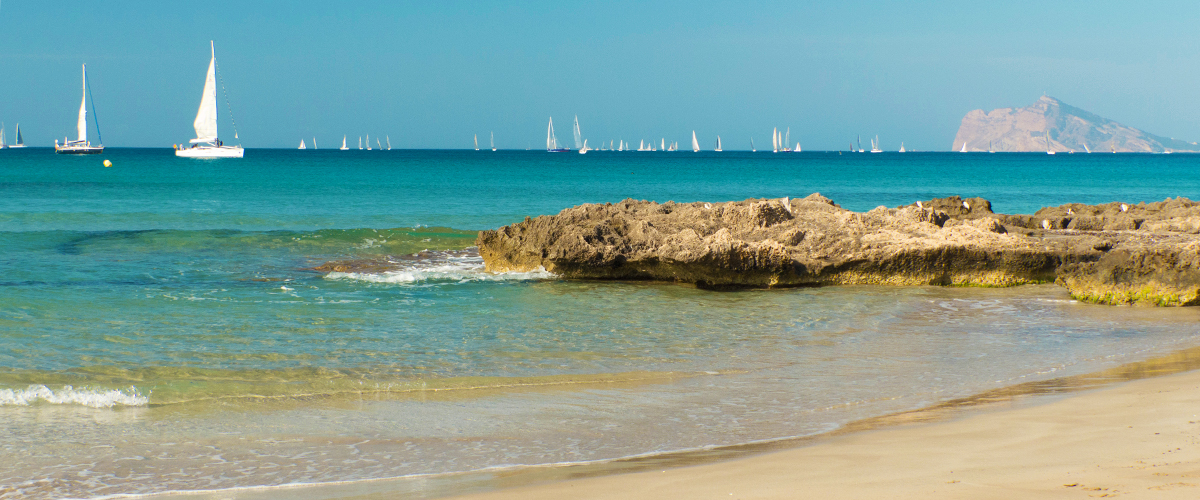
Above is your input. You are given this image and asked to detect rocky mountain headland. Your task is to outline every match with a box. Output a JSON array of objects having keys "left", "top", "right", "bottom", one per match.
[
  {"left": 473, "top": 195, "right": 1200, "bottom": 306},
  {"left": 952, "top": 96, "right": 1200, "bottom": 153}
]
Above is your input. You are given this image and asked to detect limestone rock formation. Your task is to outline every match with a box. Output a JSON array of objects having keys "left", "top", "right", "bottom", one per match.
[
  {"left": 474, "top": 195, "right": 1200, "bottom": 306},
  {"left": 951, "top": 96, "right": 1200, "bottom": 153}
]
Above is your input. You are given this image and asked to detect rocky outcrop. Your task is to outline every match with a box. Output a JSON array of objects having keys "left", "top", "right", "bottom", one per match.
[
  {"left": 952, "top": 96, "right": 1200, "bottom": 153},
  {"left": 475, "top": 195, "right": 1200, "bottom": 306}
]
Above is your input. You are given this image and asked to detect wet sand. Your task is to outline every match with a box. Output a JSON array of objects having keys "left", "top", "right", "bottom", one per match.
[{"left": 449, "top": 368, "right": 1200, "bottom": 500}]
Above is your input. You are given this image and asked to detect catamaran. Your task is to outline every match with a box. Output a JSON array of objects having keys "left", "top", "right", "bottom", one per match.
[
  {"left": 340, "top": 135, "right": 349, "bottom": 150},
  {"left": 298, "top": 139, "right": 306, "bottom": 149},
  {"left": 691, "top": 131, "right": 700, "bottom": 152},
  {"left": 546, "top": 117, "right": 570, "bottom": 152},
  {"left": 55, "top": 64, "right": 104, "bottom": 154},
  {"left": 176, "top": 42, "right": 242, "bottom": 158}
]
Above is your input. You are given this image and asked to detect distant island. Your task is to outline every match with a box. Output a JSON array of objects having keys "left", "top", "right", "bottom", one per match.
[{"left": 952, "top": 96, "right": 1200, "bottom": 153}]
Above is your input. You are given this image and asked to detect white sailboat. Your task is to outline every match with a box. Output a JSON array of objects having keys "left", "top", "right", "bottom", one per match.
[
  {"left": 358, "top": 136, "right": 363, "bottom": 150},
  {"left": 751, "top": 138, "right": 756, "bottom": 152},
  {"left": 661, "top": 138, "right": 666, "bottom": 151},
  {"left": 376, "top": 138, "right": 382, "bottom": 150},
  {"left": 340, "top": 135, "right": 349, "bottom": 150},
  {"left": 783, "top": 128, "right": 791, "bottom": 152},
  {"left": 1045, "top": 132, "right": 1055, "bottom": 155},
  {"left": 899, "top": 142, "right": 906, "bottom": 153},
  {"left": 715, "top": 136, "right": 722, "bottom": 152},
  {"left": 0, "top": 124, "right": 6, "bottom": 149},
  {"left": 870, "top": 135, "right": 882, "bottom": 153},
  {"left": 9, "top": 124, "right": 25, "bottom": 148},
  {"left": 794, "top": 142, "right": 801, "bottom": 153},
  {"left": 691, "top": 131, "right": 700, "bottom": 152},
  {"left": 366, "top": 134, "right": 372, "bottom": 150},
  {"left": 960, "top": 141, "right": 967, "bottom": 153},
  {"left": 312, "top": 137, "right": 317, "bottom": 149},
  {"left": 55, "top": 64, "right": 104, "bottom": 154},
  {"left": 546, "top": 117, "right": 569, "bottom": 152},
  {"left": 490, "top": 132, "right": 496, "bottom": 151},
  {"left": 298, "top": 139, "right": 306, "bottom": 149},
  {"left": 387, "top": 135, "right": 392, "bottom": 150},
  {"left": 175, "top": 42, "right": 242, "bottom": 158},
  {"left": 579, "top": 139, "right": 589, "bottom": 154},
  {"left": 772, "top": 128, "right": 779, "bottom": 153},
  {"left": 474, "top": 134, "right": 479, "bottom": 151}
]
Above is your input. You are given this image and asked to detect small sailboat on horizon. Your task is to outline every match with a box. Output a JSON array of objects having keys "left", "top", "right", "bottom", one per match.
[
  {"left": 691, "top": 131, "right": 700, "bottom": 152},
  {"left": 9, "top": 124, "right": 25, "bottom": 148},
  {"left": 175, "top": 41, "right": 242, "bottom": 158},
  {"left": 55, "top": 64, "right": 104, "bottom": 154},
  {"left": 715, "top": 136, "right": 722, "bottom": 152},
  {"left": 899, "top": 142, "right": 906, "bottom": 153},
  {"left": 546, "top": 117, "right": 570, "bottom": 152},
  {"left": 298, "top": 139, "right": 306, "bottom": 150},
  {"left": 340, "top": 135, "right": 349, "bottom": 150},
  {"left": 490, "top": 132, "right": 496, "bottom": 151}
]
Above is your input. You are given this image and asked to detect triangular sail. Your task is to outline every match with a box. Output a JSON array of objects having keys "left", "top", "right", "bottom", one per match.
[
  {"left": 546, "top": 117, "right": 557, "bottom": 150},
  {"left": 15, "top": 124, "right": 23, "bottom": 146},
  {"left": 299, "top": 139, "right": 306, "bottom": 149},
  {"left": 191, "top": 43, "right": 219, "bottom": 143},
  {"left": 573, "top": 116, "right": 582, "bottom": 149},
  {"left": 691, "top": 131, "right": 699, "bottom": 152},
  {"left": 716, "top": 136, "right": 722, "bottom": 151},
  {"left": 342, "top": 136, "right": 347, "bottom": 149},
  {"left": 77, "top": 65, "right": 89, "bottom": 142}
]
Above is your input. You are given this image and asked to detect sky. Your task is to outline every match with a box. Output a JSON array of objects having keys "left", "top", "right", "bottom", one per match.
[{"left": 2, "top": 0, "right": 1200, "bottom": 150}]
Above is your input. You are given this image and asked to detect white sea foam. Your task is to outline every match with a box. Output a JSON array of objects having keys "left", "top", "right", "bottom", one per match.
[
  {"left": 0, "top": 384, "right": 148, "bottom": 408},
  {"left": 325, "top": 250, "right": 556, "bottom": 284}
]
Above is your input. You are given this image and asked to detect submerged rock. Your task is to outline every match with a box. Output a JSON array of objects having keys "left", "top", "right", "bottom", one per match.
[{"left": 476, "top": 194, "right": 1200, "bottom": 306}]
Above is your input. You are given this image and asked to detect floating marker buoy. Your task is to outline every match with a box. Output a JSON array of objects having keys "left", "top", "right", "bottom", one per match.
[{"left": 103, "top": 159, "right": 113, "bottom": 167}]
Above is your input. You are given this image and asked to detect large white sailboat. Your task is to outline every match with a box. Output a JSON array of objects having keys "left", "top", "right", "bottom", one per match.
[
  {"left": 691, "top": 131, "right": 700, "bottom": 152},
  {"left": 55, "top": 64, "right": 104, "bottom": 154},
  {"left": 546, "top": 117, "right": 569, "bottom": 152},
  {"left": 176, "top": 42, "right": 242, "bottom": 158},
  {"left": 572, "top": 116, "right": 583, "bottom": 151},
  {"left": 340, "top": 135, "right": 349, "bottom": 150}
]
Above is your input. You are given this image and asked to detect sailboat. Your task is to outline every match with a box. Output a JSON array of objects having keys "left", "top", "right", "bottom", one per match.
[
  {"left": 377, "top": 138, "right": 382, "bottom": 150},
  {"left": 55, "top": 64, "right": 104, "bottom": 154},
  {"left": 490, "top": 132, "right": 496, "bottom": 151},
  {"left": 988, "top": 141, "right": 994, "bottom": 153},
  {"left": 691, "top": 131, "right": 700, "bottom": 152},
  {"left": 751, "top": 138, "right": 756, "bottom": 152},
  {"left": 298, "top": 139, "right": 306, "bottom": 149},
  {"left": 358, "top": 136, "right": 363, "bottom": 150},
  {"left": 579, "top": 139, "right": 589, "bottom": 154},
  {"left": 772, "top": 128, "right": 779, "bottom": 153},
  {"left": 783, "top": 128, "right": 791, "bottom": 152},
  {"left": 1045, "top": 132, "right": 1055, "bottom": 155},
  {"left": 10, "top": 124, "right": 25, "bottom": 148},
  {"left": 898, "top": 142, "right": 906, "bottom": 153},
  {"left": 661, "top": 138, "right": 666, "bottom": 151},
  {"left": 387, "top": 135, "right": 392, "bottom": 150},
  {"left": 794, "top": 142, "right": 801, "bottom": 153},
  {"left": 715, "top": 136, "right": 722, "bottom": 152},
  {"left": 858, "top": 135, "right": 864, "bottom": 153},
  {"left": 175, "top": 42, "right": 242, "bottom": 158},
  {"left": 312, "top": 137, "right": 318, "bottom": 149},
  {"left": 0, "top": 124, "right": 6, "bottom": 149},
  {"left": 1083, "top": 143, "right": 1091, "bottom": 154},
  {"left": 870, "top": 135, "right": 882, "bottom": 153},
  {"left": 959, "top": 141, "right": 967, "bottom": 153},
  {"left": 546, "top": 117, "right": 569, "bottom": 152},
  {"left": 474, "top": 134, "right": 479, "bottom": 150},
  {"left": 366, "top": 134, "right": 372, "bottom": 151},
  {"left": 340, "top": 135, "right": 349, "bottom": 150}
]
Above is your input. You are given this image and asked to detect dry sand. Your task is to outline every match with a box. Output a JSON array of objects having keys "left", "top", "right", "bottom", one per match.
[{"left": 450, "top": 369, "right": 1200, "bottom": 500}]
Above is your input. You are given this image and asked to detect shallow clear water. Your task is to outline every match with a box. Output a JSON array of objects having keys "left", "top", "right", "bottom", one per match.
[{"left": 2, "top": 148, "right": 1200, "bottom": 499}]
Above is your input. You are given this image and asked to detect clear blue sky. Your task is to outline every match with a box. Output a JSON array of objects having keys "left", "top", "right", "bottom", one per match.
[{"left": 2, "top": 1, "right": 1199, "bottom": 150}]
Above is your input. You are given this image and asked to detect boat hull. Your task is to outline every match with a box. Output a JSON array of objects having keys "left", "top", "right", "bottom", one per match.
[
  {"left": 55, "top": 145, "right": 104, "bottom": 154},
  {"left": 176, "top": 146, "right": 244, "bottom": 158}
]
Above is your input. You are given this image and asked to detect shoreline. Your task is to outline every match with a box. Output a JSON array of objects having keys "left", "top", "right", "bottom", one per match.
[
  {"left": 443, "top": 347, "right": 1200, "bottom": 500},
  {"left": 150, "top": 343, "right": 1200, "bottom": 500}
]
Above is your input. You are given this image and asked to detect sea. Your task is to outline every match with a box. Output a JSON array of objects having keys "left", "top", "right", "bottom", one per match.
[{"left": 2, "top": 148, "right": 1200, "bottom": 499}]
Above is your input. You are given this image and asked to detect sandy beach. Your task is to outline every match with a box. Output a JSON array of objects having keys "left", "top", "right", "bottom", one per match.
[{"left": 451, "top": 368, "right": 1200, "bottom": 500}]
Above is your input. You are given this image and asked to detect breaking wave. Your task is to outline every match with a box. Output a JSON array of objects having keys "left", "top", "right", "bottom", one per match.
[
  {"left": 0, "top": 384, "right": 148, "bottom": 408},
  {"left": 324, "top": 249, "right": 555, "bottom": 284}
]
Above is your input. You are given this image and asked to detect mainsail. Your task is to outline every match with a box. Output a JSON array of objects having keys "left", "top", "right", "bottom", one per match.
[
  {"left": 191, "top": 42, "right": 219, "bottom": 143},
  {"left": 77, "top": 65, "right": 89, "bottom": 142},
  {"left": 546, "top": 117, "right": 558, "bottom": 150},
  {"left": 691, "top": 131, "right": 700, "bottom": 152},
  {"left": 573, "top": 116, "right": 582, "bottom": 150}
]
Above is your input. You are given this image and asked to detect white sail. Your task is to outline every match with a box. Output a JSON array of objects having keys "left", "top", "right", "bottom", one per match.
[
  {"left": 795, "top": 142, "right": 801, "bottom": 152},
  {"left": 191, "top": 43, "right": 218, "bottom": 144},
  {"left": 313, "top": 137, "right": 317, "bottom": 149},
  {"left": 366, "top": 134, "right": 371, "bottom": 150},
  {"left": 715, "top": 136, "right": 722, "bottom": 151},
  {"left": 691, "top": 131, "right": 699, "bottom": 152},
  {"left": 490, "top": 132, "right": 495, "bottom": 151},
  {"left": 772, "top": 128, "right": 778, "bottom": 152},
  {"left": 546, "top": 117, "right": 558, "bottom": 150},
  {"left": 0, "top": 124, "right": 5, "bottom": 148},
  {"left": 661, "top": 138, "right": 665, "bottom": 150},
  {"left": 341, "top": 135, "right": 348, "bottom": 150},
  {"left": 77, "top": 65, "right": 88, "bottom": 142},
  {"left": 751, "top": 138, "right": 756, "bottom": 152},
  {"left": 299, "top": 139, "right": 306, "bottom": 149},
  {"left": 899, "top": 142, "right": 905, "bottom": 153},
  {"left": 377, "top": 138, "right": 381, "bottom": 149},
  {"left": 960, "top": 141, "right": 967, "bottom": 153},
  {"left": 573, "top": 115, "right": 582, "bottom": 150},
  {"left": 387, "top": 135, "right": 392, "bottom": 150},
  {"left": 359, "top": 136, "right": 363, "bottom": 150},
  {"left": 474, "top": 134, "right": 479, "bottom": 150}
]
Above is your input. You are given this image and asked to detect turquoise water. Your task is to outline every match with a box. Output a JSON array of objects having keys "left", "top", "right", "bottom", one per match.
[{"left": 2, "top": 148, "right": 1200, "bottom": 499}]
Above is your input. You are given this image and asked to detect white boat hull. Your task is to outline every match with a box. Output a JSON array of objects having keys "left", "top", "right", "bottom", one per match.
[{"left": 176, "top": 145, "right": 244, "bottom": 158}]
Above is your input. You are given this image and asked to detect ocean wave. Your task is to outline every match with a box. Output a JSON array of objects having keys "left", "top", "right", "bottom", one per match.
[
  {"left": 323, "top": 250, "right": 555, "bottom": 284},
  {"left": 0, "top": 384, "right": 148, "bottom": 408}
]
